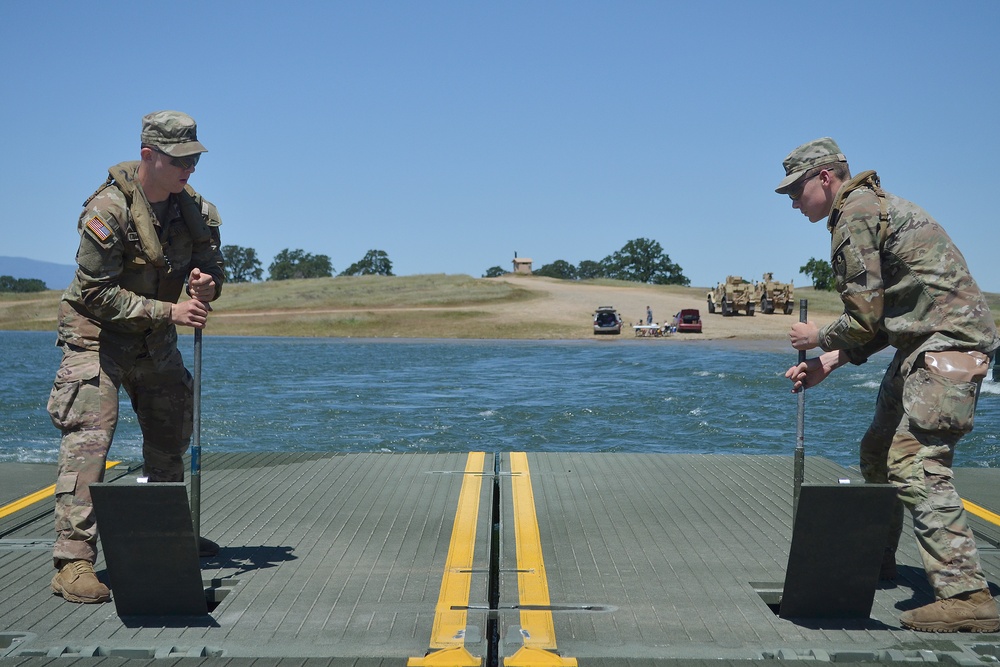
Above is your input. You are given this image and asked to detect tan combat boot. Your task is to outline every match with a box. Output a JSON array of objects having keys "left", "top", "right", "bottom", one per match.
[
  {"left": 51, "top": 559, "right": 111, "bottom": 604},
  {"left": 900, "top": 589, "right": 999, "bottom": 633}
]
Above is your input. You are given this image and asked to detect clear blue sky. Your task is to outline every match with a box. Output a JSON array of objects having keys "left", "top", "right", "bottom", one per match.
[{"left": 4, "top": 1, "right": 999, "bottom": 290}]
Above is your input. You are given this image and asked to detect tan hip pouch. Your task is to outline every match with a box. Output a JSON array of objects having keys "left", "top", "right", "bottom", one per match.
[{"left": 923, "top": 350, "right": 990, "bottom": 383}]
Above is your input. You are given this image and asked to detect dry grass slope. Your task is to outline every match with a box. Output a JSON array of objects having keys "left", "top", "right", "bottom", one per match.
[{"left": 3, "top": 273, "right": 999, "bottom": 341}]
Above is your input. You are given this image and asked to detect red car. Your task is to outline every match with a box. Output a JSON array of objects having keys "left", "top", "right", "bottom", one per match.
[{"left": 672, "top": 309, "right": 702, "bottom": 333}]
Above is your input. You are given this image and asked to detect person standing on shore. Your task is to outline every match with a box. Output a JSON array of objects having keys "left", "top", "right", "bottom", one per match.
[
  {"left": 777, "top": 137, "right": 999, "bottom": 633},
  {"left": 47, "top": 111, "right": 225, "bottom": 604}
]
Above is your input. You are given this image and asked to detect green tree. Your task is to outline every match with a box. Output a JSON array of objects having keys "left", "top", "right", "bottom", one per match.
[
  {"left": 800, "top": 257, "right": 835, "bottom": 291},
  {"left": 267, "top": 249, "right": 334, "bottom": 280},
  {"left": 0, "top": 275, "right": 47, "bottom": 293},
  {"left": 221, "top": 244, "right": 263, "bottom": 283},
  {"left": 483, "top": 266, "right": 506, "bottom": 278},
  {"left": 601, "top": 238, "right": 689, "bottom": 285},
  {"left": 532, "top": 260, "right": 577, "bottom": 280},
  {"left": 576, "top": 260, "right": 605, "bottom": 280},
  {"left": 340, "top": 249, "right": 394, "bottom": 276}
]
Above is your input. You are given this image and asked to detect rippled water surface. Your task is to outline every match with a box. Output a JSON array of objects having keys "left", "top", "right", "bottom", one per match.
[{"left": 3, "top": 330, "right": 999, "bottom": 469}]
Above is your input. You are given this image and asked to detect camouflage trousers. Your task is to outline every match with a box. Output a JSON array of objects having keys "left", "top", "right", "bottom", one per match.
[
  {"left": 47, "top": 341, "right": 193, "bottom": 565},
  {"left": 859, "top": 350, "right": 987, "bottom": 599}
]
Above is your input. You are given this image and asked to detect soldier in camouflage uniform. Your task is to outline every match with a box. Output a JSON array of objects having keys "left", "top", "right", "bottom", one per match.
[
  {"left": 777, "top": 137, "right": 999, "bottom": 633},
  {"left": 47, "top": 111, "right": 225, "bottom": 604}
]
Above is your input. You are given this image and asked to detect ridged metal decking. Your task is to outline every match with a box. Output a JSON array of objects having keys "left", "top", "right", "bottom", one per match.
[{"left": 1, "top": 453, "right": 999, "bottom": 666}]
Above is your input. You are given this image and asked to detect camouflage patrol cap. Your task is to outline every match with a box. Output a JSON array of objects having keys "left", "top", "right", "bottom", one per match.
[
  {"left": 775, "top": 137, "right": 846, "bottom": 194},
  {"left": 140, "top": 111, "right": 207, "bottom": 157}
]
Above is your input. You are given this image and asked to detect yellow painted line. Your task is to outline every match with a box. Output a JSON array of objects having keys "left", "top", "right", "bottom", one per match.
[
  {"left": 0, "top": 461, "right": 121, "bottom": 520},
  {"left": 964, "top": 498, "right": 1000, "bottom": 526},
  {"left": 504, "top": 452, "right": 576, "bottom": 667},
  {"left": 409, "top": 452, "right": 485, "bottom": 667}
]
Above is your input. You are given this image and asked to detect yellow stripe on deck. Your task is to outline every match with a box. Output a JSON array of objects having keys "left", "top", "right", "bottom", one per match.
[
  {"left": 0, "top": 461, "right": 121, "bottom": 520},
  {"left": 409, "top": 452, "right": 486, "bottom": 667},
  {"left": 963, "top": 498, "right": 1000, "bottom": 526},
  {"left": 505, "top": 452, "right": 576, "bottom": 667}
]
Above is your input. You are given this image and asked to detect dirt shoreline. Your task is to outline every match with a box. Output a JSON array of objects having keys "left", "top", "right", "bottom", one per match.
[{"left": 459, "top": 274, "right": 840, "bottom": 342}]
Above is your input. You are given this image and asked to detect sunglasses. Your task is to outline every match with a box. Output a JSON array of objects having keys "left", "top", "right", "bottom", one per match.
[
  {"left": 788, "top": 171, "right": 820, "bottom": 201},
  {"left": 151, "top": 147, "right": 200, "bottom": 170}
]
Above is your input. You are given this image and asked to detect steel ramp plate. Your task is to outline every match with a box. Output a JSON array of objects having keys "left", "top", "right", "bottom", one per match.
[
  {"left": 779, "top": 483, "right": 896, "bottom": 619},
  {"left": 90, "top": 482, "right": 208, "bottom": 617}
]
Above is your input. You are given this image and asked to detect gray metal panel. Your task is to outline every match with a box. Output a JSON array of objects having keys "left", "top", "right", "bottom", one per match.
[
  {"left": 1, "top": 453, "right": 492, "bottom": 660},
  {"left": 503, "top": 453, "right": 972, "bottom": 662},
  {"left": 89, "top": 482, "right": 207, "bottom": 617}
]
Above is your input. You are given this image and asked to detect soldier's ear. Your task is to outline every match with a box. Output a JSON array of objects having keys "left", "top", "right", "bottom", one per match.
[{"left": 140, "top": 146, "right": 156, "bottom": 162}]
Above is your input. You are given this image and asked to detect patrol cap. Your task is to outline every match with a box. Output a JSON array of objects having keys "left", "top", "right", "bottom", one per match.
[
  {"left": 140, "top": 110, "right": 207, "bottom": 157},
  {"left": 775, "top": 137, "right": 846, "bottom": 194}
]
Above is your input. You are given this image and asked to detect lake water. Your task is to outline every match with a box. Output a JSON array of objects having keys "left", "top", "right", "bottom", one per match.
[{"left": 3, "top": 330, "right": 999, "bottom": 470}]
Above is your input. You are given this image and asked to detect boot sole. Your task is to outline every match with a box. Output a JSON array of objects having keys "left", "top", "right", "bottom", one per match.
[
  {"left": 901, "top": 619, "right": 1000, "bottom": 633},
  {"left": 50, "top": 575, "right": 111, "bottom": 604}
]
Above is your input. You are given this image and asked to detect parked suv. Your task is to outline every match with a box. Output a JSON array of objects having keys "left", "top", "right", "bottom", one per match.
[{"left": 593, "top": 306, "right": 623, "bottom": 335}]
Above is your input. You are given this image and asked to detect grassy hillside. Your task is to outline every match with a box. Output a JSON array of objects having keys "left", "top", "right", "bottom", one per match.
[
  {"left": 3, "top": 274, "right": 998, "bottom": 340},
  {"left": 0, "top": 274, "right": 544, "bottom": 338}
]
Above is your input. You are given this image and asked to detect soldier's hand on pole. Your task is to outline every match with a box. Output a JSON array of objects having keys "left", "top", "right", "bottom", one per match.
[
  {"left": 170, "top": 299, "right": 211, "bottom": 328},
  {"left": 186, "top": 267, "right": 217, "bottom": 302},
  {"left": 785, "top": 350, "right": 848, "bottom": 393},
  {"left": 788, "top": 321, "right": 820, "bottom": 350}
]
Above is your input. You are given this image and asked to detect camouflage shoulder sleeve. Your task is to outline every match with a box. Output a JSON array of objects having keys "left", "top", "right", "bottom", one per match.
[
  {"left": 191, "top": 195, "right": 226, "bottom": 299},
  {"left": 75, "top": 189, "right": 127, "bottom": 278},
  {"left": 817, "top": 188, "right": 885, "bottom": 355},
  {"left": 71, "top": 188, "right": 172, "bottom": 330}
]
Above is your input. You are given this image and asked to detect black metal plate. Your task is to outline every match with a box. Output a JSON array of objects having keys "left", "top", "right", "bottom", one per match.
[
  {"left": 90, "top": 482, "right": 208, "bottom": 616},
  {"left": 779, "top": 483, "right": 896, "bottom": 619}
]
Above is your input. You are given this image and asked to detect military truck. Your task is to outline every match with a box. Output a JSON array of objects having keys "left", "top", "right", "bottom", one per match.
[
  {"left": 756, "top": 272, "right": 795, "bottom": 315},
  {"left": 706, "top": 276, "right": 755, "bottom": 316}
]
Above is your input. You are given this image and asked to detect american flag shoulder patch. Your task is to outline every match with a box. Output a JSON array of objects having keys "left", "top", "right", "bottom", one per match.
[{"left": 84, "top": 215, "right": 114, "bottom": 242}]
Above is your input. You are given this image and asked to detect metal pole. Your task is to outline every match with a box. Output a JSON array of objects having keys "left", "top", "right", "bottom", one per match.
[
  {"left": 793, "top": 298, "right": 807, "bottom": 523},
  {"left": 191, "top": 326, "right": 202, "bottom": 540}
]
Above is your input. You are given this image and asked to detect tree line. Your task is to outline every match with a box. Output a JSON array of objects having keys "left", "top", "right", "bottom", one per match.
[
  {"left": 482, "top": 239, "right": 838, "bottom": 291},
  {"left": 799, "top": 258, "right": 835, "bottom": 291},
  {"left": 2, "top": 245, "right": 835, "bottom": 291},
  {"left": 0, "top": 276, "right": 47, "bottom": 293},
  {"left": 221, "top": 246, "right": 394, "bottom": 283},
  {"left": 482, "top": 238, "right": 690, "bottom": 285}
]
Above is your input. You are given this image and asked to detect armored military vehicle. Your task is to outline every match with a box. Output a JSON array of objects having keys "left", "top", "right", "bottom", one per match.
[
  {"left": 756, "top": 272, "right": 795, "bottom": 315},
  {"left": 706, "top": 276, "right": 755, "bottom": 316}
]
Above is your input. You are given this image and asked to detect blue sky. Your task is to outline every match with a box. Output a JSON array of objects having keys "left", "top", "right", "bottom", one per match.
[{"left": 3, "top": 1, "right": 999, "bottom": 290}]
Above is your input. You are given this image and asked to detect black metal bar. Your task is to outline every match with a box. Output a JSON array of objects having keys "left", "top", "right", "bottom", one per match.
[
  {"left": 191, "top": 327, "right": 202, "bottom": 539},
  {"left": 793, "top": 299, "right": 807, "bottom": 523}
]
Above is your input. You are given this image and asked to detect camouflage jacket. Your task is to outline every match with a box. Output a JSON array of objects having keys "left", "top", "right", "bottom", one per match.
[
  {"left": 818, "top": 171, "right": 998, "bottom": 368},
  {"left": 56, "top": 161, "right": 225, "bottom": 356}
]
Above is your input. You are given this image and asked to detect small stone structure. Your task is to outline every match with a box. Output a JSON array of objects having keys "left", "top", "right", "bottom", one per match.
[{"left": 512, "top": 257, "right": 533, "bottom": 274}]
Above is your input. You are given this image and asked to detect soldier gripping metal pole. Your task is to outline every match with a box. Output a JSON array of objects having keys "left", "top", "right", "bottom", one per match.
[
  {"left": 777, "top": 136, "right": 999, "bottom": 632},
  {"left": 47, "top": 110, "right": 224, "bottom": 605}
]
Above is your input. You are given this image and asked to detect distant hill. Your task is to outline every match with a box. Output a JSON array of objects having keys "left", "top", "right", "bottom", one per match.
[{"left": 0, "top": 256, "right": 75, "bottom": 291}]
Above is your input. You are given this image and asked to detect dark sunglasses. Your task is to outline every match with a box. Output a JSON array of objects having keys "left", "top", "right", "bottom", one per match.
[
  {"left": 788, "top": 171, "right": 821, "bottom": 201},
  {"left": 151, "top": 147, "right": 200, "bottom": 170}
]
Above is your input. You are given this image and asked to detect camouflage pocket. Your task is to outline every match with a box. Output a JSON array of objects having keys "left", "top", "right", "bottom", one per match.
[
  {"left": 54, "top": 471, "right": 79, "bottom": 495},
  {"left": 902, "top": 368, "right": 977, "bottom": 434},
  {"left": 47, "top": 350, "right": 100, "bottom": 431}
]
